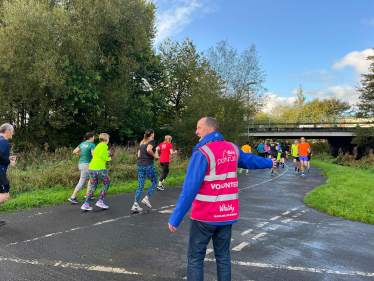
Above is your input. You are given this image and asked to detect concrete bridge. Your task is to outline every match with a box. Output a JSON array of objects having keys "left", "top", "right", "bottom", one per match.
[{"left": 245, "top": 118, "right": 374, "bottom": 156}]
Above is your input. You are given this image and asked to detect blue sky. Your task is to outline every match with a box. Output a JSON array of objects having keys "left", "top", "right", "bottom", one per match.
[{"left": 154, "top": 0, "right": 374, "bottom": 112}]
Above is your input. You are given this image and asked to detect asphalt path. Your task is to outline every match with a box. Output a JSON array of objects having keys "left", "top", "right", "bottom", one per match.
[{"left": 0, "top": 161, "right": 374, "bottom": 281}]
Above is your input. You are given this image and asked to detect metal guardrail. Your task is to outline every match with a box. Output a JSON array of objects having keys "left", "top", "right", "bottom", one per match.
[{"left": 248, "top": 118, "right": 374, "bottom": 130}]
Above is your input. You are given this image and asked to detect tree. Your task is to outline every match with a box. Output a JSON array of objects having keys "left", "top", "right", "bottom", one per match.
[
  {"left": 356, "top": 48, "right": 374, "bottom": 118},
  {"left": 205, "top": 40, "right": 268, "bottom": 118}
]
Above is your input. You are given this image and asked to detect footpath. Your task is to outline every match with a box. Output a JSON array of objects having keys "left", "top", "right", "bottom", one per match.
[{"left": 0, "top": 163, "right": 373, "bottom": 280}]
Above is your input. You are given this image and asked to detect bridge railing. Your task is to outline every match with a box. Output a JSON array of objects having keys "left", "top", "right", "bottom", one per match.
[{"left": 248, "top": 118, "right": 374, "bottom": 130}]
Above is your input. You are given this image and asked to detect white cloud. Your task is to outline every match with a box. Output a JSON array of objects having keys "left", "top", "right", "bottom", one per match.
[
  {"left": 263, "top": 93, "right": 296, "bottom": 113},
  {"left": 360, "top": 19, "right": 374, "bottom": 26},
  {"left": 155, "top": 0, "right": 214, "bottom": 45},
  {"left": 328, "top": 86, "right": 359, "bottom": 105},
  {"left": 332, "top": 49, "right": 373, "bottom": 75}
]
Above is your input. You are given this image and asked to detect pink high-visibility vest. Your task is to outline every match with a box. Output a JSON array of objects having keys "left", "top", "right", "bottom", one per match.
[{"left": 190, "top": 141, "right": 239, "bottom": 223}]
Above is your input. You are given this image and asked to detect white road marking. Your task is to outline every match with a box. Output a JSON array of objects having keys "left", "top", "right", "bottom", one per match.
[
  {"left": 240, "top": 164, "right": 289, "bottom": 192},
  {"left": 291, "top": 207, "right": 298, "bottom": 211},
  {"left": 281, "top": 211, "right": 291, "bottom": 215},
  {"left": 292, "top": 213, "right": 302, "bottom": 218},
  {"left": 0, "top": 256, "right": 140, "bottom": 275},
  {"left": 159, "top": 209, "right": 173, "bottom": 213},
  {"left": 270, "top": 216, "right": 280, "bottom": 221},
  {"left": 240, "top": 229, "right": 253, "bottom": 236},
  {"left": 269, "top": 226, "right": 279, "bottom": 231},
  {"left": 204, "top": 258, "right": 374, "bottom": 277},
  {"left": 282, "top": 219, "right": 293, "bottom": 223},
  {"left": 252, "top": 232, "right": 268, "bottom": 240},
  {"left": 206, "top": 248, "right": 214, "bottom": 254},
  {"left": 256, "top": 222, "right": 269, "bottom": 228},
  {"left": 158, "top": 204, "right": 176, "bottom": 210},
  {"left": 232, "top": 242, "right": 250, "bottom": 251}
]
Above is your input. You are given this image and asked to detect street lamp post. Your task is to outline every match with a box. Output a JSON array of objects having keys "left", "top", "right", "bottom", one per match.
[{"left": 247, "top": 82, "right": 257, "bottom": 140}]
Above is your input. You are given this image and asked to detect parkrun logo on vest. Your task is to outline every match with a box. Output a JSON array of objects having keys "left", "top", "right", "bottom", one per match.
[
  {"left": 217, "top": 150, "right": 236, "bottom": 165},
  {"left": 211, "top": 182, "right": 238, "bottom": 189},
  {"left": 220, "top": 204, "right": 235, "bottom": 213}
]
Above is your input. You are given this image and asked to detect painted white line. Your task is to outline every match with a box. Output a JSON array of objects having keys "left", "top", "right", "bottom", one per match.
[
  {"left": 206, "top": 248, "right": 214, "bottom": 255},
  {"left": 0, "top": 256, "right": 140, "bottom": 275},
  {"left": 252, "top": 232, "right": 268, "bottom": 240},
  {"left": 256, "top": 222, "right": 269, "bottom": 228},
  {"left": 204, "top": 258, "right": 374, "bottom": 277},
  {"left": 232, "top": 242, "right": 250, "bottom": 251},
  {"left": 292, "top": 213, "right": 302, "bottom": 218},
  {"left": 239, "top": 164, "right": 289, "bottom": 192},
  {"left": 281, "top": 211, "right": 291, "bottom": 215},
  {"left": 159, "top": 209, "right": 173, "bottom": 214},
  {"left": 269, "top": 226, "right": 279, "bottom": 231},
  {"left": 282, "top": 219, "right": 293, "bottom": 223},
  {"left": 302, "top": 210, "right": 306, "bottom": 213},
  {"left": 291, "top": 207, "right": 298, "bottom": 211},
  {"left": 158, "top": 204, "right": 176, "bottom": 210},
  {"left": 270, "top": 216, "right": 280, "bottom": 221},
  {"left": 240, "top": 229, "right": 253, "bottom": 236}
]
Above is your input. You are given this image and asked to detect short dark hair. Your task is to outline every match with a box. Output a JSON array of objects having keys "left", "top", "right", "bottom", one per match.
[
  {"left": 246, "top": 141, "right": 250, "bottom": 145},
  {"left": 272, "top": 138, "right": 276, "bottom": 142},
  {"left": 203, "top": 117, "right": 219, "bottom": 132},
  {"left": 85, "top": 132, "right": 95, "bottom": 140}
]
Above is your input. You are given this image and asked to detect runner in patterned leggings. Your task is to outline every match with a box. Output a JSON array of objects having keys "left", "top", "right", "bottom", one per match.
[
  {"left": 81, "top": 133, "right": 112, "bottom": 211},
  {"left": 131, "top": 129, "right": 160, "bottom": 213}
]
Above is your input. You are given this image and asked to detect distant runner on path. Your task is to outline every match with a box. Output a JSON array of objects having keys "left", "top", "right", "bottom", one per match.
[
  {"left": 291, "top": 140, "right": 300, "bottom": 173},
  {"left": 307, "top": 141, "right": 312, "bottom": 172},
  {"left": 241, "top": 141, "right": 252, "bottom": 175},
  {"left": 257, "top": 140, "right": 265, "bottom": 158},
  {"left": 168, "top": 117, "right": 276, "bottom": 281},
  {"left": 0, "top": 123, "right": 16, "bottom": 227},
  {"left": 269, "top": 138, "right": 279, "bottom": 174},
  {"left": 297, "top": 137, "right": 310, "bottom": 177},
  {"left": 81, "top": 133, "right": 112, "bottom": 211},
  {"left": 284, "top": 140, "right": 290, "bottom": 160},
  {"left": 68, "top": 132, "right": 95, "bottom": 204},
  {"left": 156, "top": 135, "right": 177, "bottom": 191}
]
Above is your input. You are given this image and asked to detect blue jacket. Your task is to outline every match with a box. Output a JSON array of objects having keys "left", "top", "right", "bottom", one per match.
[
  {"left": 0, "top": 136, "right": 10, "bottom": 173},
  {"left": 169, "top": 132, "right": 273, "bottom": 227}
]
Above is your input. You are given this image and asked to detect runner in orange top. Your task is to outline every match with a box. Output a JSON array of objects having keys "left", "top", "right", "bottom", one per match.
[
  {"left": 241, "top": 141, "right": 252, "bottom": 175},
  {"left": 297, "top": 137, "right": 310, "bottom": 177}
]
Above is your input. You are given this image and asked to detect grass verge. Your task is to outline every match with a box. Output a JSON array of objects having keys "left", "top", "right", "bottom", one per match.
[
  {"left": 0, "top": 169, "right": 186, "bottom": 214},
  {"left": 304, "top": 159, "right": 374, "bottom": 224}
]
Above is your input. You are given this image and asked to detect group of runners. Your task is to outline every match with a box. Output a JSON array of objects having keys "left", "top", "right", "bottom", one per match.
[
  {"left": 243, "top": 137, "right": 312, "bottom": 177},
  {"left": 68, "top": 129, "right": 177, "bottom": 212}
]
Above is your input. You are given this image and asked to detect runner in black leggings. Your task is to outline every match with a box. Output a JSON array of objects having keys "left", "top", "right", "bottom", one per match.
[
  {"left": 269, "top": 138, "right": 279, "bottom": 174},
  {"left": 156, "top": 135, "right": 177, "bottom": 191}
]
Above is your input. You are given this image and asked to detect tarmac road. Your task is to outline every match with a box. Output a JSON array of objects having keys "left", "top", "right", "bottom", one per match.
[{"left": 0, "top": 161, "right": 373, "bottom": 281}]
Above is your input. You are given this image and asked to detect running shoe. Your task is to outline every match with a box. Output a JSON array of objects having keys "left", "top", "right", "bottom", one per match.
[
  {"left": 246, "top": 172, "right": 249, "bottom": 175},
  {"left": 131, "top": 204, "right": 143, "bottom": 213},
  {"left": 141, "top": 198, "right": 152, "bottom": 208},
  {"left": 84, "top": 195, "right": 95, "bottom": 200},
  {"left": 297, "top": 168, "right": 300, "bottom": 173},
  {"left": 68, "top": 197, "right": 79, "bottom": 204},
  {"left": 157, "top": 185, "right": 165, "bottom": 191},
  {"left": 0, "top": 221, "right": 6, "bottom": 226},
  {"left": 95, "top": 200, "right": 109, "bottom": 209},
  {"left": 308, "top": 167, "right": 310, "bottom": 172},
  {"left": 271, "top": 168, "right": 273, "bottom": 174},
  {"left": 301, "top": 174, "right": 305, "bottom": 177},
  {"left": 81, "top": 203, "right": 92, "bottom": 211},
  {"left": 282, "top": 164, "right": 285, "bottom": 168},
  {"left": 294, "top": 167, "right": 297, "bottom": 172}
]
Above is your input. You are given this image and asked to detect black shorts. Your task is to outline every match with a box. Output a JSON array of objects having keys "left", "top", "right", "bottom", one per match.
[
  {"left": 270, "top": 153, "right": 278, "bottom": 159},
  {"left": 281, "top": 153, "right": 286, "bottom": 158},
  {"left": 293, "top": 156, "right": 300, "bottom": 162},
  {"left": 0, "top": 173, "right": 10, "bottom": 193},
  {"left": 308, "top": 154, "right": 311, "bottom": 161}
]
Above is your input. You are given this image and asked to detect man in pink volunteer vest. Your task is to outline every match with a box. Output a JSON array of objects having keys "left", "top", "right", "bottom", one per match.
[{"left": 169, "top": 117, "right": 275, "bottom": 281}]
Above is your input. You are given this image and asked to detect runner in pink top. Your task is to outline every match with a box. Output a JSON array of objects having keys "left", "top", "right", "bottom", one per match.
[{"left": 156, "top": 135, "right": 177, "bottom": 190}]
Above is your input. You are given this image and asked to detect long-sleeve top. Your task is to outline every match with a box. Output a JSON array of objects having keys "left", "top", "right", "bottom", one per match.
[
  {"left": 169, "top": 132, "right": 273, "bottom": 227},
  {"left": 0, "top": 136, "right": 10, "bottom": 173},
  {"left": 88, "top": 142, "right": 110, "bottom": 170}
]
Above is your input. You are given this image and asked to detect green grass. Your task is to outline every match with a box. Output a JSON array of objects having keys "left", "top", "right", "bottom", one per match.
[
  {"left": 304, "top": 159, "right": 374, "bottom": 224},
  {"left": 0, "top": 169, "right": 186, "bottom": 214}
]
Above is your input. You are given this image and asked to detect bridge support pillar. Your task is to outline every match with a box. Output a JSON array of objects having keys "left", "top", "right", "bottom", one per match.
[{"left": 328, "top": 138, "right": 354, "bottom": 157}]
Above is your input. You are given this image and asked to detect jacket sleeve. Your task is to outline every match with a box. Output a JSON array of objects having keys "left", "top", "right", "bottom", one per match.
[
  {"left": 169, "top": 150, "right": 208, "bottom": 228},
  {"left": 0, "top": 151, "right": 10, "bottom": 165},
  {"left": 237, "top": 146, "right": 273, "bottom": 169}
]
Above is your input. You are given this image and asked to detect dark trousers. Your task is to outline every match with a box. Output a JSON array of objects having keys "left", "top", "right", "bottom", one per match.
[
  {"left": 187, "top": 219, "right": 232, "bottom": 281},
  {"left": 258, "top": 152, "right": 265, "bottom": 158},
  {"left": 159, "top": 162, "right": 169, "bottom": 182}
]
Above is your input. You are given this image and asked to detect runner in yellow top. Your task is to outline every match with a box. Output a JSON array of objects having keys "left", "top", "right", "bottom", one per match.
[
  {"left": 291, "top": 140, "right": 300, "bottom": 173},
  {"left": 241, "top": 141, "right": 252, "bottom": 175}
]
